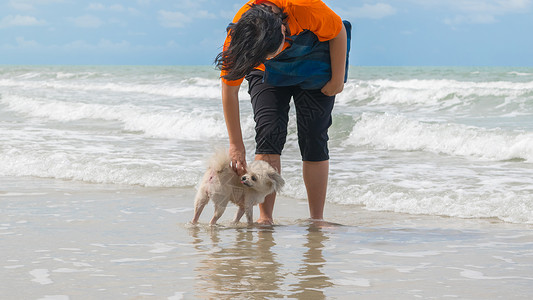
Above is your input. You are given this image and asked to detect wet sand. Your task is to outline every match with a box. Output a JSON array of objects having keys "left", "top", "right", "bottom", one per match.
[{"left": 1, "top": 176, "right": 533, "bottom": 299}]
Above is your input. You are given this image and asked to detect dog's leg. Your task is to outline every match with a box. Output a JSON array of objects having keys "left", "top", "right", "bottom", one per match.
[
  {"left": 210, "top": 203, "right": 227, "bottom": 225},
  {"left": 232, "top": 206, "right": 245, "bottom": 224},
  {"left": 209, "top": 195, "right": 229, "bottom": 225},
  {"left": 191, "top": 189, "right": 209, "bottom": 224},
  {"left": 244, "top": 201, "right": 254, "bottom": 226}
]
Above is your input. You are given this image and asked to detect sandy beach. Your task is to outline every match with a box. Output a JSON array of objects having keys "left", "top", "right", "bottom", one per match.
[{"left": 1, "top": 175, "right": 532, "bottom": 299}]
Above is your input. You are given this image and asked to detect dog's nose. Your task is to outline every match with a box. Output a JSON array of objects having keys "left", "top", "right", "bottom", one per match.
[{"left": 241, "top": 176, "right": 246, "bottom": 181}]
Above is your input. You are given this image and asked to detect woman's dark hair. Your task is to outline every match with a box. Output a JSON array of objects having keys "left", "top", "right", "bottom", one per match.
[{"left": 215, "top": 4, "right": 288, "bottom": 81}]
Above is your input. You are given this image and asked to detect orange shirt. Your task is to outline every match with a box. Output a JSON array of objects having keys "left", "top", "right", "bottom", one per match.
[{"left": 221, "top": 0, "right": 343, "bottom": 86}]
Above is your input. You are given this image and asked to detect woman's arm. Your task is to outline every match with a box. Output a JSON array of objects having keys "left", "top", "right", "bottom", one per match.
[
  {"left": 221, "top": 81, "right": 247, "bottom": 175},
  {"left": 321, "top": 24, "right": 347, "bottom": 96}
]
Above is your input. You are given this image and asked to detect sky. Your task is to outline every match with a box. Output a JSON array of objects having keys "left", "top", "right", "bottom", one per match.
[{"left": 1, "top": 0, "right": 533, "bottom": 66}]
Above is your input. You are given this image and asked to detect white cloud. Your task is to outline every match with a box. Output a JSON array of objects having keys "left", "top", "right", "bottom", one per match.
[
  {"left": 15, "top": 36, "right": 39, "bottom": 47},
  {"left": 68, "top": 15, "right": 103, "bottom": 28},
  {"left": 88, "top": 3, "right": 125, "bottom": 12},
  {"left": 61, "top": 39, "right": 131, "bottom": 51},
  {"left": 63, "top": 40, "right": 92, "bottom": 49},
  {"left": 128, "top": 7, "right": 140, "bottom": 15},
  {"left": 109, "top": 4, "right": 125, "bottom": 12},
  {"left": 158, "top": 9, "right": 217, "bottom": 28},
  {"left": 447, "top": 0, "right": 530, "bottom": 25},
  {"left": 196, "top": 10, "right": 217, "bottom": 19},
  {"left": 0, "top": 15, "right": 47, "bottom": 28},
  {"left": 137, "top": 0, "right": 151, "bottom": 5},
  {"left": 158, "top": 10, "right": 192, "bottom": 28},
  {"left": 410, "top": 0, "right": 532, "bottom": 24},
  {"left": 450, "top": 0, "right": 531, "bottom": 13},
  {"left": 1, "top": 36, "right": 40, "bottom": 50},
  {"left": 87, "top": 3, "right": 139, "bottom": 15},
  {"left": 343, "top": 3, "right": 397, "bottom": 19},
  {"left": 8, "top": 0, "right": 66, "bottom": 10},
  {"left": 87, "top": 3, "right": 105, "bottom": 10},
  {"left": 444, "top": 14, "right": 496, "bottom": 26},
  {"left": 128, "top": 31, "right": 147, "bottom": 36},
  {"left": 8, "top": 1, "right": 34, "bottom": 10},
  {"left": 97, "top": 39, "right": 130, "bottom": 49}
]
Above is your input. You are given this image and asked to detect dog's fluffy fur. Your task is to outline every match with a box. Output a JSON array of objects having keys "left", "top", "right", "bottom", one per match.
[{"left": 191, "top": 151, "right": 284, "bottom": 225}]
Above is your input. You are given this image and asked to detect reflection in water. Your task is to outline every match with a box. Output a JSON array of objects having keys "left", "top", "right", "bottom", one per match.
[
  {"left": 290, "top": 226, "right": 333, "bottom": 299},
  {"left": 190, "top": 227, "right": 282, "bottom": 298},
  {"left": 189, "top": 225, "right": 333, "bottom": 299}
]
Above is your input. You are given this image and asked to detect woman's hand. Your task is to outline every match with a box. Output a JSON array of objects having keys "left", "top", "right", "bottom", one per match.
[
  {"left": 229, "top": 143, "right": 247, "bottom": 176},
  {"left": 321, "top": 77, "right": 344, "bottom": 96}
]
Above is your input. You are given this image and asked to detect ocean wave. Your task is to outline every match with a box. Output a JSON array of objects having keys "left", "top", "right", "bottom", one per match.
[
  {"left": 0, "top": 150, "right": 199, "bottom": 187},
  {"left": 337, "top": 78, "right": 533, "bottom": 113},
  {"left": 1, "top": 94, "right": 229, "bottom": 140},
  {"left": 508, "top": 71, "right": 533, "bottom": 76},
  {"left": 6, "top": 69, "right": 109, "bottom": 80},
  {"left": 346, "top": 113, "right": 533, "bottom": 162},
  {"left": 278, "top": 168, "right": 533, "bottom": 224},
  {"left": 326, "top": 185, "right": 533, "bottom": 224},
  {"left": 0, "top": 77, "right": 247, "bottom": 100},
  {"left": 3, "top": 145, "right": 531, "bottom": 224}
]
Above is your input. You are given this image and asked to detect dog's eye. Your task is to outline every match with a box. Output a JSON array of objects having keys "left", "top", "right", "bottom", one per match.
[{"left": 251, "top": 175, "right": 257, "bottom": 181}]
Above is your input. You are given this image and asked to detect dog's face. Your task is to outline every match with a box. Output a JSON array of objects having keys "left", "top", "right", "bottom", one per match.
[{"left": 240, "top": 160, "right": 284, "bottom": 194}]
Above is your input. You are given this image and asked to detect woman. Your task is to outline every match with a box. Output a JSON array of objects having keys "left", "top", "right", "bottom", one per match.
[{"left": 215, "top": 0, "right": 349, "bottom": 225}]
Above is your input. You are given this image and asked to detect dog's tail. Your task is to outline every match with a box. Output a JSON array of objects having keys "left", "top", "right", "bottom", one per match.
[{"left": 209, "top": 149, "right": 230, "bottom": 173}]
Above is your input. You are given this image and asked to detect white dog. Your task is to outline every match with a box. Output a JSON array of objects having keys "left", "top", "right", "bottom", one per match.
[{"left": 191, "top": 151, "right": 285, "bottom": 225}]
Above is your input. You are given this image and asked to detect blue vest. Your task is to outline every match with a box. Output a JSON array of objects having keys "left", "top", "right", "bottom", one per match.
[{"left": 263, "top": 20, "right": 351, "bottom": 90}]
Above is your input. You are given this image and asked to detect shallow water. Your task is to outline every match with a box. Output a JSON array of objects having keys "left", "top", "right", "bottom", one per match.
[{"left": 2, "top": 176, "right": 532, "bottom": 299}]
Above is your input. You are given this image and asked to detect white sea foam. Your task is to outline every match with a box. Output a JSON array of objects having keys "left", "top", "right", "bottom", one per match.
[
  {"left": 111, "top": 256, "right": 165, "bottom": 263},
  {"left": 329, "top": 278, "right": 371, "bottom": 287},
  {"left": 36, "top": 296, "right": 70, "bottom": 300},
  {"left": 0, "top": 192, "right": 47, "bottom": 197},
  {"left": 1, "top": 94, "right": 228, "bottom": 140},
  {"left": 337, "top": 78, "right": 533, "bottom": 114},
  {"left": 0, "top": 150, "right": 198, "bottom": 187},
  {"left": 30, "top": 269, "right": 53, "bottom": 285},
  {"left": 455, "top": 268, "right": 533, "bottom": 280},
  {"left": 149, "top": 243, "right": 176, "bottom": 253},
  {"left": 325, "top": 184, "right": 533, "bottom": 224},
  {"left": 0, "top": 77, "right": 249, "bottom": 100},
  {"left": 168, "top": 292, "right": 185, "bottom": 300},
  {"left": 508, "top": 71, "right": 533, "bottom": 76},
  {"left": 351, "top": 248, "right": 443, "bottom": 257},
  {"left": 346, "top": 113, "right": 533, "bottom": 162}
]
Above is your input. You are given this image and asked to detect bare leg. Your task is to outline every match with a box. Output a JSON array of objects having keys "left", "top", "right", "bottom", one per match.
[
  {"left": 303, "top": 160, "right": 329, "bottom": 220},
  {"left": 255, "top": 154, "right": 281, "bottom": 225}
]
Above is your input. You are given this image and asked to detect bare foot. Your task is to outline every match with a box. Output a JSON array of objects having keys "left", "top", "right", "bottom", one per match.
[
  {"left": 308, "top": 219, "right": 341, "bottom": 228},
  {"left": 256, "top": 218, "right": 274, "bottom": 226}
]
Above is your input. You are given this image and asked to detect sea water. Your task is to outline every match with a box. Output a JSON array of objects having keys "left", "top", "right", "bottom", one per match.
[{"left": 1, "top": 65, "right": 532, "bottom": 224}]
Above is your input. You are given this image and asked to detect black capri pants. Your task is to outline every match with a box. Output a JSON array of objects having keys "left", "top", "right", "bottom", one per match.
[{"left": 245, "top": 70, "right": 335, "bottom": 162}]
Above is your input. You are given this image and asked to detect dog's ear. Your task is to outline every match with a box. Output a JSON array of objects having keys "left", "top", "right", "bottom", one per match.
[{"left": 268, "top": 171, "right": 285, "bottom": 192}]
